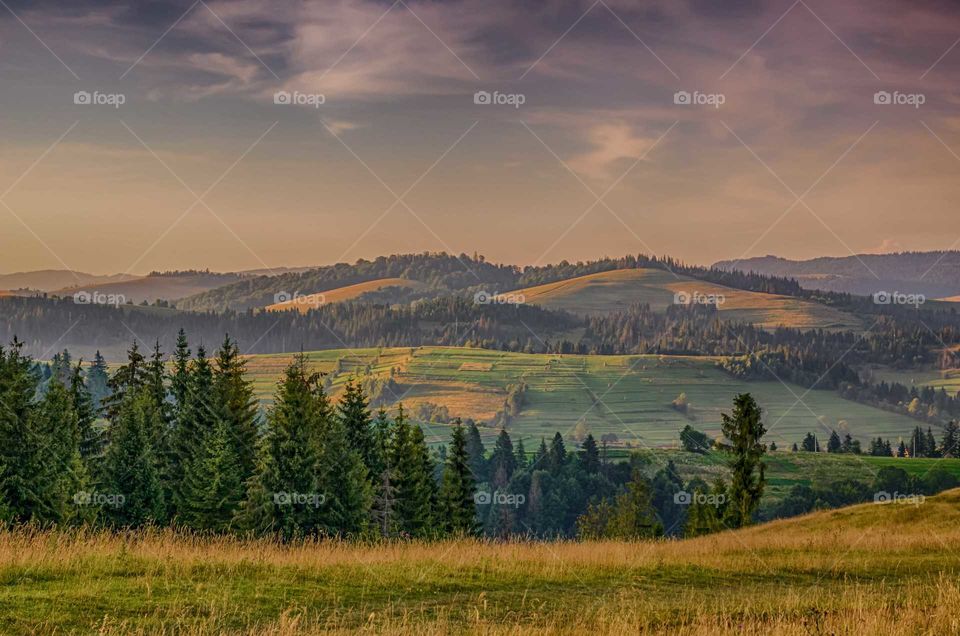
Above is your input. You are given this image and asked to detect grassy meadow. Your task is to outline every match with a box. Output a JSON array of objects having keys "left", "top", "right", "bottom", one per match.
[
  {"left": 242, "top": 347, "right": 922, "bottom": 449},
  {"left": 503, "top": 268, "right": 863, "bottom": 330},
  {"left": 4, "top": 489, "right": 960, "bottom": 634}
]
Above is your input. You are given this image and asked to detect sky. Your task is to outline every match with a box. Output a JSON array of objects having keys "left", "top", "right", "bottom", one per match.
[{"left": 1, "top": 0, "right": 960, "bottom": 275}]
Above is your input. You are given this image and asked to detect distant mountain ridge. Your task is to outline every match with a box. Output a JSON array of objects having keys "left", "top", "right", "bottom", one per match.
[
  {"left": 713, "top": 251, "right": 960, "bottom": 298},
  {"left": 0, "top": 270, "right": 137, "bottom": 292}
]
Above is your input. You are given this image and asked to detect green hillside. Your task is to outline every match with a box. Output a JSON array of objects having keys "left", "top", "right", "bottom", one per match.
[{"left": 243, "top": 346, "right": 922, "bottom": 448}]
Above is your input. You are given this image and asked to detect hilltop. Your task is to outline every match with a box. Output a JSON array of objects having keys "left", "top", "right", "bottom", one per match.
[{"left": 714, "top": 251, "right": 960, "bottom": 297}]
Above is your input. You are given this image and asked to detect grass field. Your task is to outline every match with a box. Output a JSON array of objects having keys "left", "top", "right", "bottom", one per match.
[
  {"left": 265, "top": 278, "right": 426, "bottom": 313},
  {"left": 870, "top": 365, "right": 960, "bottom": 394},
  {"left": 243, "top": 347, "right": 923, "bottom": 449},
  {"left": 4, "top": 489, "right": 960, "bottom": 634},
  {"left": 503, "top": 268, "right": 863, "bottom": 330}
]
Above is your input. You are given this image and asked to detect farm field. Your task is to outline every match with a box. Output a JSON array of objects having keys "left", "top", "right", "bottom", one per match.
[
  {"left": 870, "top": 366, "right": 960, "bottom": 394},
  {"left": 4, "top": 489, "right": 960, "bottom": 634},
  {"left": 242, "top": 347, "right": 923, "bottom": 449},
  {"left": 503, "top": 268, "right": 864, "bottom": 330},
  {"left": 265, "top": 277, "right": 427, "bottom": 313}
]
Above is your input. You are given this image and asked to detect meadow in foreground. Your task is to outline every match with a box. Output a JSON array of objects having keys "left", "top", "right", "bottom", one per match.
[{"left": 4, "top": 489, "right": 960, "bottom": 635}]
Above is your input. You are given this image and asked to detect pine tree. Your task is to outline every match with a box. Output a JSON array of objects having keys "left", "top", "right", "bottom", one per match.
[
  {"left": 514, "top": 437, "right": 528, "bottom": 472},
  {"left": 170, "top": 329, "right": 191, "bottom": 416},
  {"left": 579, "top": 434, "right": 600, "bottom": 474},
  {"left": 69, "top": 363, "right": 101, "bottom": 465},
  {"left": 100, "top": 389, "right": 165, "bottom": 527},
  {"left": 103, "top": 342, "right": 149, "bottom": 420},
  {"left": 464, "top": 420, "right": 487, "bottom": 482},
  {"left": 721, "top": 393, "right": 766, "bottom": 528},
  {"left": 190, "top": 417, "right": 245, "bottom": 532},
  {"left": 241, "top": 355, "right": 326, "bottom": 538},
  {"left": 315, "top": 410, "right": 371, "bottom": 537},
  {"left": 172, "top": 346, "right": 221, "bottom": 523},
  {"left": 439, "top": 421, "right": 477, "bottom": 535},
  {"left": 213, "top": 335, "right": 260, "bottom": 496},
  {"left": 337, "top": 379, "right": 379, "bottom": 483},
  {"left": 390, "top": 406, "right": 437, "bottom": 537},
  {"left": 548, "top": 432, "right": 567, "bottom": 473},
  {"left": 0, "top": 339, "right": 40, "bottom": 521},
  {"left": 30, "top": 378, "right": 86, "bottom": 523},
  {"left": 827, "top": 431, "right": 841, "bottom": 453},
  {"left": 489, "top": 430, "right": 516, "bottom": 485},
  {"left": 86, "top": 351, "right": 110, "bottom": 413},
  {"left": 942, "top": 421, "right": 960, "bottom": 458}
]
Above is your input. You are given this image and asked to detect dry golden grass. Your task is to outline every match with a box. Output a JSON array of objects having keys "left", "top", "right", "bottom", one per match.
[
  {"left": 265, "top": 278, "right": 425, "bottom": 314},
  {"left": 3, "top": 490, "right": 960, "bottom": 634}
]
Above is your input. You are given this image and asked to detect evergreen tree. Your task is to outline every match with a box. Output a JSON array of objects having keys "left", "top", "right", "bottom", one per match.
[
  {"left": 579, "top": 434, "right": 600, "bottom": 474},
  {"left": 170, "top": 328, "right": 191, "bottom": 416},
  {"left": 464, "top": 420, "right": 487, "bottom": 483},
  {"left": 0, "top": 339, "right": 40, "bottom": 521},
  {"left": 315, "top": 408, "right": 372, "bottom": 537},
  {"left": 942, "top": 421, "right": 960, "bottom": 458},
  {"left": 100, "top": 389, "right": 165, "bottom": 527},
  {"left": 337, "top": 379, "right": 379, "bottom": 482},
  {"left": 489, "top": 430, "right": 516, "bottom": 485},
  {"left": 390, "top": 406, "right": 437, "bottom": 537},
  {"left": 213, "top": 335, "right": 260, "bottom": 494},
  {"left": 69, "top": 362, "right": 101, "bottom": 464},
  {"left": 827, "top": 431, "right": 842, "bottom": 453},
  {"left": 30, "top": 378, "right": 86, "bottom": 523},
  {"left": 86, "top": 350, "right": 110, "bottom": 412},
  {"left": 721, "top": 393, "right": 766, "bottom": 528},
  {"left": 514, "top": 437, "right": 528, "bottom": 472},
  {"left": 548, "top": 432, "right": 567, "bottom": 473},
  {"left": 439, "top": 421, "right": 477, "bottom": 535},
  {"left": 103, "top": 342, "right": 149, "bottom": 420},
  {"left": 241, "top": 355, "right": 326, "bottom": 538}
]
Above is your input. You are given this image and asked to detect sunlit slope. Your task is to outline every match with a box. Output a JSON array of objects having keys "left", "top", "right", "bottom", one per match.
[
  {"left": 264, "top": 277, "right": 426, "bottom": 313},
  {"left": 505, "top": 268, "right": 862, "bottom": 329},
  {"left": 242, "top": 346, "right": 919, "bottom": 447},
  {"left": 5, "top": 490, "right": 960, "bottom": 634}
]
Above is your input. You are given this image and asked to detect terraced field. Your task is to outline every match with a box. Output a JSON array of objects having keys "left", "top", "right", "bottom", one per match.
[
  {"left": 503, "top": 268, "right": 863, "bottom": 330},
  {"left": 243, "top": 347, "right": 921, "bottom": 448},
  {"left": 265, "top": 277, "right": 426, "bottom": 313}
]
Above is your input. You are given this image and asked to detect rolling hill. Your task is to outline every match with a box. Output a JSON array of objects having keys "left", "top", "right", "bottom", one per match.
[
  {"left": 52, "top": 271, "right": 245, "bottom": 304},
  {"left": 0, "top": 269, "right": 136, "bottom": 292},
  {"left": 713, "top": 251, "right": 960, "bottom": 297},
  {"left": 240, "top": 346, "right": 920, "bottom": 448},
  {"left": 504, "top": 268, "right": 863, "bottom": 330},
  {"left": 264, "top": 277, "right": 428, "bottom": 313}
]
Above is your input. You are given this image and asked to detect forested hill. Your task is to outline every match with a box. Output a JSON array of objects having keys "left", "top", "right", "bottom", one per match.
[
  {"left": 176, "top": 252, "right": 804, "bottom": 312},
  {"left": 713, "top": 252, "right": 960, "bottom": 298}
]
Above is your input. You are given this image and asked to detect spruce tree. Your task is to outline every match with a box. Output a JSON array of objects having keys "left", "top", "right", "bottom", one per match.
[
  {"left": 548, "top": 432, "right": 567, "bottom": 473},
  {"left": 390, "top": 406, "right": 437, "bottom": 537},
  {"left": 942, "top": 421, "right": 959, "bottom": 458},
  {"left": 103, "top": 341, "right": 149, "bottom": 420},
  {"left": 464, "top": 420, "right": 487, "bottom": 482},
  {"left": 241, "top": 355, "right": 326, "bottom": 538},
  {"left": 489, "top": 430, "right": 516, "bottom": 485},
  {"left": 721, "top": 393, "right": 766, "bottom": 528},
  {"left": 69, "top": 362, "right": 101, "bottom": 464},
  {"left": 337, "top": 380, "right": 379, "bottom": 483},
  {"left": 213, "top": 335, "right": 260, "bottom": 495},
  {"left": 514, "top": 437, "right": 528, "bottom": 472},
  {"left": 100, "top": 389, "right": 165, "bottom": 527},
  {"left": 86, "top": 350, "right": 110, "bottom": 413},
  {"left": 315, "top": 410, "right": 371, "bottom": 536},
  {"left": 439, "top": 421, "right": 477, "bottom": 535},
  {"left": 579, "top": 434, "right": 600, "bottom": 474},
  {"left": 0, "top": 339, "right": 40, "bottom": 521},
  {"left": 170, "top": 328, "right": 191, "bottom": 416},
  {"left": 30, "top": 378, "right": 86, "bottom": 523}
]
